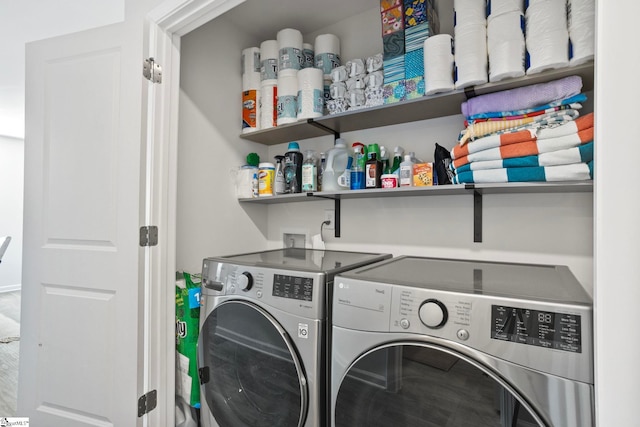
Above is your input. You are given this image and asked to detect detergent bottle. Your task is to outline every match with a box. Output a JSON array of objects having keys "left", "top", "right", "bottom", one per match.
[{"left": 322, "top": 138, "right": 350, "bottom": 192}]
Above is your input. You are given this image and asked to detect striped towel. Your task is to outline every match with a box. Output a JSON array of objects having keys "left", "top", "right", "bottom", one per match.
[
  {"left": 458, "top": 109, "right": 580, "bottom": 145},
  {"left": 452, "top": 127, "right": 593, "bottom": 169},
  {"left": 466, "top": 93, "right": 587, "bottom": 121},
  {"left": 451, "top": 113, "right": 594, "bottom": 160},
  {"left": 455, "top": 142, "right": 594, "bottom": 173},
  {"left": 452, "top": 161, "right": 593, "bottom": 184},
  {"left": 464, "top": 103, "right": 580, "bottom": 127},
  {"left": 461, "top": 75, "right": 583, "bottom": 117}
]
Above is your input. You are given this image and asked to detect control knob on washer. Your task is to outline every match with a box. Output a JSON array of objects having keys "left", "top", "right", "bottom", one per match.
[
  {"left": 419, "top": 299, "right": 448, "bottom": 329},
  {"left": 237, "top": 271, "right": 253, "bottom": 291}
]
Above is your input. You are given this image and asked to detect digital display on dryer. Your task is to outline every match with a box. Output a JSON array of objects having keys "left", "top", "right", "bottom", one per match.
[
  {"left": 491, "top": 305, "right": 582, "bottom": 353},
  {"left": 272, "top": 274, "right": 313, "bottom": 301}
]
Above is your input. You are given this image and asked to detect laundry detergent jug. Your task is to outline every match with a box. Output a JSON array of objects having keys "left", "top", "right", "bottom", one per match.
[{"left": 321, "top": 138, "right": 351, "bottom": 192}]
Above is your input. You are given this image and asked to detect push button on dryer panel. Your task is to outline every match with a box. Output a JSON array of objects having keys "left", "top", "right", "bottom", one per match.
[
  {"left": 400, "top": 318, "right": 410, "bottom": 329},
  {"left": 457, "top": 329, "right": 470, "bottom": 341}
]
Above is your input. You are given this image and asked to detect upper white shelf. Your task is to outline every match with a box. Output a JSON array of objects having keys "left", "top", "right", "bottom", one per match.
[{"left": 239, "top": 62, "right": 594, "bottom": 146}]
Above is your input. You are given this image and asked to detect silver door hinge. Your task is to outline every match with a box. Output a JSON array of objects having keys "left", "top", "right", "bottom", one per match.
[
  {"left": 140, "top": 226, "right": 158, "bottom": 247},
  {"left": 143, "top": 57, "right": 162, "bottom": 83},
  {"left": 138, "top": 389, "right": 157, "bottom": 417}
]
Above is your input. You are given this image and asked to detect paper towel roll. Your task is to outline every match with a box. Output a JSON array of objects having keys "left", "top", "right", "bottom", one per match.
[
  {"left": 487, "top": 0, "right": 524, "bottom": 21},
  {"left": 277, "top": 28, "right": 303, "bottom": 71},
  {"left": 314, "top": 34, "right": 341, "bottom": 78},
  {"left": 277, "top": 69, "right": 298, "bottom": 125},
  {"left": 568, "top": 0, "right": 595, "bottom": 65},
  {"left": 488, "top": 11, "right": 525, "bottom": 82},
  {"left": 260, "top": 40, "right": 279, "bottom": 80},
  {"left": 242, "top": 47, "right": 261, "bottom": 90},
  {"left": 454, "top": 0, "right": 487, "bottom": 26},
  {"left": 260, "top": 80, "right": 277, "bottom": 130},
  {"left": 454, "top": 24, "right": 489, "bottom": 89},
  {"left": 297, "top": 67, "right": 324, "bottom": 120},
  {"left": 525, "top": 0, "right": 569, "bottom": 74},
  {"left": 424, "top": 34, "right": 455, "bottom": 95},
  {"left": 302, "top": 43, "right": 315, "bottom": 69}
]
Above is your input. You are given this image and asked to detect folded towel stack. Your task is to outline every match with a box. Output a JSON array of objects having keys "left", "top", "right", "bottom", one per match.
[{"left": 451, "top": 76, "right": 594, "bottom": 184}]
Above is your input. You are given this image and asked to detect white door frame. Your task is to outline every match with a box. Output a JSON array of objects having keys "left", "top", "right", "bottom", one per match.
[{"left": 143, "top": 0, "right": 245, "bottom": 424}]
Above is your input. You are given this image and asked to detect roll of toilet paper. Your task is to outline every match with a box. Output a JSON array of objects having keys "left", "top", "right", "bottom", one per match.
[
  {"left": 297, "top": 67, "right": 324, "bottom": 119},
  {"left": 242, "top": 47, "right": 261, "bottom": 90},
  {"left": 568, "top": 0, "right": 595, "bottom": 65},
  {"left": 260, "top": 79, "right": 278, "bottom": 130},
  {"left": 330, "top": 65, "right": 348, "bottom": 83},
  {"left": 277, "top": 28, "right": 303, "bottom": 71},
  {"left": 277, "top": 69, "right": 298, "bottom": 125},
  {"left": 454, "top": 0, "right": 487, "bottom": 27},
  {"left": 260, "top": 40, "right": 279, "bottom": 81},
  {"left": 424, "top": 34, "right": 455, "bottom": 95},
  {"left": 314, "top": 34, "right": 341, "bottom": 78},
  {"left": 487, "top": 0, "right": 524, "bottom": 22},
  {"left": 330, "top": 82, "right": 347, "bottom": 99},
  {"left": 302, "top": 43, "right": 315, "bottom": 69},
  {"left": 525, "top": 0, "right": 569, "bottom": 74},
  {"left": 488, "top": 11, "right": 525, "bottom": 82},
  {"left": 454, "top": 24, "right": 489, "bottom": 89}
]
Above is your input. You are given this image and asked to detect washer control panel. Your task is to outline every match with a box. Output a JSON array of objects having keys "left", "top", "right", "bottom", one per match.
[{"left": 201, "top": 259, "right": 324, "bottom": 319}]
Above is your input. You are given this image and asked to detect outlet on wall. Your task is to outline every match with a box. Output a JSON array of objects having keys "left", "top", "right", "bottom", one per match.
[{"left": 324, "top": 209, "right": 335, "bottom": 230}]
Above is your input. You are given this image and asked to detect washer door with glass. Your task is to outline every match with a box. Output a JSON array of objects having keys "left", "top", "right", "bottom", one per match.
[
  {"left": 334, "top": 343, "right": 544, "bottom": 427},
  {"left": 199, "top": 300, "right": 308, "bottom": 427}
]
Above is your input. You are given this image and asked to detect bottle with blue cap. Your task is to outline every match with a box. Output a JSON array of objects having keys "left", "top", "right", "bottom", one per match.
[{"left": 284, "top": 141, "right": 303, "bottom": 193}]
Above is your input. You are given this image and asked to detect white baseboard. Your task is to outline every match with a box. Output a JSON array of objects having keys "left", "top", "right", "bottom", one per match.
[{"left": 0, "top": 284, "right": 21, "bottom": 293}]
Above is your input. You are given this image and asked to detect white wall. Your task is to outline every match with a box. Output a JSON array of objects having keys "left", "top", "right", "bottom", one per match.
[
  {"left": 594, "top": 0, "right": 640, "bottom": 425},
  {"left": 0, "top": 136, "right": 24, "bottom": 291}
]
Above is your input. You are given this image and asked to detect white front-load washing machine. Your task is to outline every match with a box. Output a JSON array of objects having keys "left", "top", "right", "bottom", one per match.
[
  {"left": 198, "top": 248, "right": 391, "bottom": 427},
  {"left": 331, "top": 256, "right": 594, "bottom": 427}
]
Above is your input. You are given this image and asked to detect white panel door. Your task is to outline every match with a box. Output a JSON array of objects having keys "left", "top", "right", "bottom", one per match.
[{"left": 19, "top": 20, "right": 149, "bottom": 426}]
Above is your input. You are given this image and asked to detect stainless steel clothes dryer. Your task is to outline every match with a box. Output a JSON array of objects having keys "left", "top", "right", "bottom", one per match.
[
  {"left": 198, "top": 248, "right": 391, "bottom": 427},
  {"left": 331, "top": 256, "right": 594, "bottom": 427}
]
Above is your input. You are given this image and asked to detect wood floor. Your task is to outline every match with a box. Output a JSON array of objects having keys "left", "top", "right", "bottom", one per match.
[{"left": 0, "top": 290, "right": 20, "bottom": 417}]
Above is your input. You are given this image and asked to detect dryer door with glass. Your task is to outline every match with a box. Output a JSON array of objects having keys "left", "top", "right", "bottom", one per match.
[
  {"left": 333, "top": 343, "right": 545, "bottom": 427},
  {"left": 199, "top": 300, "right": 308, "bottom": 427}
]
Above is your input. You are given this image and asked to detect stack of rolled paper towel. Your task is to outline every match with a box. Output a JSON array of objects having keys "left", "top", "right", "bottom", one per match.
[
  {"left": 450, "top": 75, "right": 593, "bottom": 184},
  {"left": 326, "top": 55, "right": 385, "bottom": 114}
]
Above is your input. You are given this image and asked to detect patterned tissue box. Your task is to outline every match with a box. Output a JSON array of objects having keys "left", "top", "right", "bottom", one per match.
[
  {"left": 381, "top": 5, "right": 405, "bottom": 35},
  {"left": 383, "top": 79, "right": 406, "bottom": 104},
  {"left": 405, "top": 76, "right": 425, "bottom": 100}
]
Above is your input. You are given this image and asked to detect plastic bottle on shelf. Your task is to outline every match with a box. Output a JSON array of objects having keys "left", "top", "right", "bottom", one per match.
[
  {"left": 322, "top": 138, "right": 350, "bottom": 192},
  {"left": 400, "top": 154, "right": 413, "bottom": 187},
  {"left": 301, "top": 150, "right": 318, "bottom": 191},
  {"left": 380, "top": 145, "right": 390, "bottom": 174},
  {"left": 365, "top": 152, "right": 382, "bottom": 189},
  {"left": 274, "top": 155, "right": 286, "bottom": 195},
  {"left": 350, "top": 144, "right": 366, "bottom": 190},
  {"left": 284, "top": 142, "right": 303, "bottom": 193},
  {"left": 390, "top": 146, "right": 404, "bottom": 176},
  {"left": 317, "top": 152, "right": 326, "bottom": 191}
]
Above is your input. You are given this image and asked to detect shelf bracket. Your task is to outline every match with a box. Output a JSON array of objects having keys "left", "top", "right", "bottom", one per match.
[
  {"left": 307, "top": 119, "right": 339, "bottom": 140},
  {"left": 473, "top": 189, "right": 482, "bottom": 243},
  {"left": 306, "top": 193, "right": 341, "bottom": 238}
]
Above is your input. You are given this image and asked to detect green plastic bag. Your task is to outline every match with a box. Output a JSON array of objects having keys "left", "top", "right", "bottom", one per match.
[{"left": 176, "top": 271, "right": 201, "bottom": 408}]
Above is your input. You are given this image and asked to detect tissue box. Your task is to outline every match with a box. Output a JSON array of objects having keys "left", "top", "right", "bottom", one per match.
[
  {"left": 383, "top": 79, "right": 406, "bottom": 104},
  {"left": 413, "top": 162, "right": 435, "bottom": 186},
  {"left": 381, "top": 0, "right": 402, "bottom": 12},
  {"left": 405, "top": 76, "right": 425, "bottom": 99},
  {"left": 381, "top": 5, "right": 405, "bottom": 35},
  {"left": 383, "top": 31, "right": 406, "bottom": 59},
  {"left": 405, "top": 48, "right": 424, "bottom": 78},
  {"left": 404, "top": 0, "right": 438, "bottom": 30}
]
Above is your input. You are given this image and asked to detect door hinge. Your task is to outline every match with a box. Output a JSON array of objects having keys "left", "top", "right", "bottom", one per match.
[
  {"left": 140, "top": 226, "right": 158, "bottom": 247},
  {"left": 138, "top": 389, "right": 157, "bottom": 417},
  {"left": 143, "top": 57, "right": 162, "bottom": 84}
]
